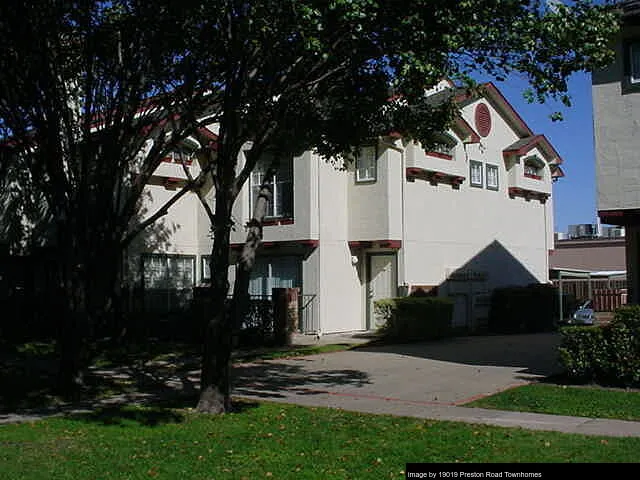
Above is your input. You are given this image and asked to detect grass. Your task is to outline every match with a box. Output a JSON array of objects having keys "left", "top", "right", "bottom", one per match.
[
  {"left": 1, "top": 402, "right": 639, "bottom": 479},
  {"left": 465, "top": 383, "right": 640, "bottom": 421}
]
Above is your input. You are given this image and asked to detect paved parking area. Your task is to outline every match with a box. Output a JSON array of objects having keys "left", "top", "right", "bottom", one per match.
[{"left": 233, "top": 332, "right": 563, "bottom": 407}]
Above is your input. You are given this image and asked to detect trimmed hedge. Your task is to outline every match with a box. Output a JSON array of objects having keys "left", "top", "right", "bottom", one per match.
[
  {"left": 488, "top": 283, "right": 557, "bottom": 334},
  {"left": 374, "top": 297, "right": 453, "bottom": 342},
  {"left": 558, "top": 305, "right": 640, "bottom": 387}
]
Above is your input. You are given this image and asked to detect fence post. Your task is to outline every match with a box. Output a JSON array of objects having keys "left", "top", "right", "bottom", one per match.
[{"left": 272, "top": 287, "right": 299, "bottom": 346}]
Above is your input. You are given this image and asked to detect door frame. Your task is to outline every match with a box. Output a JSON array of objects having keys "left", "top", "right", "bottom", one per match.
[{"left": 365, "top": 252, "right": 398, "bottom": 330}]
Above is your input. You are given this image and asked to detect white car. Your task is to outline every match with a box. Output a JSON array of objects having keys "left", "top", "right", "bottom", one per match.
[{"left": 572, "top": 300, "right": 595, "bottom": 325}]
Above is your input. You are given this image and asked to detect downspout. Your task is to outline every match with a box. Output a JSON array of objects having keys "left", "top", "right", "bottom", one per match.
[{"left": 316, "top": 151, "right": 322, "bottom": 335}]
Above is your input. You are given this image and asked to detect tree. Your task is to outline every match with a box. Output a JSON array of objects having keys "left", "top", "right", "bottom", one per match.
[
  {"left": 189, "top": 0, "right": 620, "bottom": 413},
  {"left": 0, "top": 0, "right": 221, "bottom": 392}
]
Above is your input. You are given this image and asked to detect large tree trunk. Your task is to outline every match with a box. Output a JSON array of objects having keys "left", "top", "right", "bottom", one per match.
[{"left": 197, "top": 186, "right": 234, "bottom": 413}]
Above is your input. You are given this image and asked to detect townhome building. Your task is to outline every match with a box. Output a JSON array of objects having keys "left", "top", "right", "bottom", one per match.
[{"left": 132, "top": 81, "right": 562, "bottom": 334}]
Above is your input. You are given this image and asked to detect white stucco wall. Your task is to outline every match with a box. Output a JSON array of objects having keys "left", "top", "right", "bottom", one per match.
[
  {"left": 318, "top": 160, "right": 363, "bottom": 332},
  {"left": 401, "top": 97, "right": 552, "bottom": 293},
  {"left": 347, "top": 142, "right": 403, "bottom": 242}
]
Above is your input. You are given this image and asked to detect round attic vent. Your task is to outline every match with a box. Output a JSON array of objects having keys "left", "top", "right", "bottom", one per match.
[{"left": 475, "top": 103, "right": 492, "bottom": 137}]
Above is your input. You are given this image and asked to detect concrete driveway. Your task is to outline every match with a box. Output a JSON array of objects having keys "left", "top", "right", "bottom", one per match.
[{"left": 232, "top": 332, "right": 563, "bottom": 409}]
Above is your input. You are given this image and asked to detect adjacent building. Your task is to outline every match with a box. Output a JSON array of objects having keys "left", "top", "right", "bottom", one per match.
[{"left": 592, "top": 0, "right": 640, "bottom": 303}]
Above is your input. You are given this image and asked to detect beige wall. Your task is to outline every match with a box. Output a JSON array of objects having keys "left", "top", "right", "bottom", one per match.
[
  {"left": 550, "top": 239, "right": 626, "bottom": 272},
  {"left": 593, "top": 25, "right": 640, "bottom": 212}
]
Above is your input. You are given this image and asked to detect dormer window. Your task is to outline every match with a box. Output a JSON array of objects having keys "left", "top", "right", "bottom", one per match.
[
  {"left": 426, "top": 133, "right": 456, "bottom": 160},
  {"left": 523, "top": 156, "right": 544, "bottom": 180}
]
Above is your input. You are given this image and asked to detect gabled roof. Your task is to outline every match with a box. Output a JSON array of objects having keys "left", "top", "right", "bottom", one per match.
[
  {"left": 503, "top": 135, "right": 564, "bottom": 178},
  {"left": 456, "top": 82, "right": 534, "bottom": 139}
]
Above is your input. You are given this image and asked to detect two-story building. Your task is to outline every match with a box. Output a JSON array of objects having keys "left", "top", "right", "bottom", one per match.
[
  {"left": 132, "top": 81, "right": 563, "bottom": 334},
  {"left": 593, "top": 0, "right": 640, "bottom": 303}
]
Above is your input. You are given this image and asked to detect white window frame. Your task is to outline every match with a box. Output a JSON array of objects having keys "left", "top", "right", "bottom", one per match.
[
  {"left": 142, "top": 254, "right": 195, "bottom": 290},
  {"left": 355, "top": 145, "right": 377, "bottom": 183},
  {"left": 486, "top": 164, "right": 499, "bottom": 190},
  {"left": 631, "top": 41, "right": 640, "bottom": 84},
  {"left": 250, "top": 153, "right": 293, "bottom": 219},
  {"left": 523, "top": 155, "right": 544, "bottom": 179},
  {"left": 470, "top": 160, "right": 483, "bottom": 188}
]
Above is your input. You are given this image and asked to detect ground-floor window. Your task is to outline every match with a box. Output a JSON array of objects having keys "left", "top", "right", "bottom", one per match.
[
  {"left": 142, "top": 254, "right": 195, "bottom": 289},
  {"left": 141, "top": 254, "right": 195, "bottom": 314},
  {"left": 249, "top": 255, "right": 301, "bottom": 297}
]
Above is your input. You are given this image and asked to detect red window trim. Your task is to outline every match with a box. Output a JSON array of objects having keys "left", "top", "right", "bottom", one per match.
[
  {"left": 524, "top": 173, "right": 542, "bottom": 180},
  {"left": 425, "top": 150, "right": 453, "bottom": 160},
  {"left": 262, "top": 218, "right": 294, "bottom": 226}
]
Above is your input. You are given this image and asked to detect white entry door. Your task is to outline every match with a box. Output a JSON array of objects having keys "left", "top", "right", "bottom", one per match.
[{"left": 367, "top": 254, "right": 397, "bottom": 329}]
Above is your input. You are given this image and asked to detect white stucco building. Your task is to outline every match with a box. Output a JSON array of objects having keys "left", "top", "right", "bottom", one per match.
[{"left": 132, "top": 82, "right": 563, "bottom": 333}]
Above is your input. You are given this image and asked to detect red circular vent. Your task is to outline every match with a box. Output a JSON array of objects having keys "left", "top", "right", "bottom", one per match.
[{"left": 475, "top": 103, "right": 492, "bottom": 137}]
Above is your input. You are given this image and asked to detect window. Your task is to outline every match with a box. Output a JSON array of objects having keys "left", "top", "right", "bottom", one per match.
[
  {"left": 470, "top": 160, "right": 483, "bottom": 187},
  {"left": 486, "top": 164, "right": 499, "bottom": 190},
  {"left": 523, "top": 156, "right": 544, "bottom": 180},
  {"left": 355, "top": 145, "right": 377, "bottom": 183},
  {"left": 249, "top": 256, "right": 301, "bottom": 297},
  {"left": 250, "top": 152, "right": 293, "bottom": 219},
  {"left": 142, "top": 254, "right": 195, "bottom": 289},
  {"left": 631, "top": 41, "right": 640, "bottom": 84},
  {"left": 201, "top": 255, "right": 211, "bottom": 282},
  {"left": 427, "top": 133, "right": 457, "bottom": 159}
]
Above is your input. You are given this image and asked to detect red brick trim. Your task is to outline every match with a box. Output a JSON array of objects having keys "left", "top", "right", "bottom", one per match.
[
  {"left": 230, "top": 239, "right": 319, "bottom": 250},
  {"left": 348, "top": 240, "right": 402, "bottom": 249},
  {"left": 425, "top": 151, "right": 453, "bottom": 160},
  {"left": 599, "top": 209, "right": 640, "bottom": 226},
  {"left": 406, "top": 167, "right": 465, "bottom": 189},
  {"left": 524, "top": 173, "right": 542, "bottom": 180},
  {"left": 262, "top": 218, "right": 294, "bottom": 226},
  {"left": 508, "top": 187, "right": 549, "bottom": 204}
]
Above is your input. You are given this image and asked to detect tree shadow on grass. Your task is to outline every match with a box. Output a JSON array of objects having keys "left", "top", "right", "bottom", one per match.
[{"left": 68, "top": 406, "right": 187, "bottom": 426}]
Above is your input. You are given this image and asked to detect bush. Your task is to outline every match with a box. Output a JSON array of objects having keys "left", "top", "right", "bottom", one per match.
[
  {"left": 374, "top": 297, "right": 453, "bottom": 342},
  {"left": 488, "top": 283, "right": 557, "bottom": 334},
  {"left": 558, "top": 305, "right": 640, "bottom": 387}
]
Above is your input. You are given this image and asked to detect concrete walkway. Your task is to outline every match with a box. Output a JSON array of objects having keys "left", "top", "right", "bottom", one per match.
[{"left": 233, "top": 332, "right": 640, "bottom": 438}]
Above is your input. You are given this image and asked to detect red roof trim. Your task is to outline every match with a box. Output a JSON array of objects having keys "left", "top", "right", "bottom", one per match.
[
  {"left": 480, "top": 83, "right": 534, "bottom": 137},
  {"left": 406, "top": 167, "right": 465, "bottom": 189},
  {"left": 502, "top": 135, "right": 563, "bottom": 165},
  {"left": 508, "top": 187, "right": 550, "bottom": 204},
  {"left": 453, "top": 117, "right": 481, "bottom": 143},
  {"left": 348, "top": 240, "right": 402, "bottom": 249},
  {"left": 425, "top": 151, "right": 453, "bottom": 160},
  {"left": 230, "top": 239, "right": 319, "bottom": 250}
]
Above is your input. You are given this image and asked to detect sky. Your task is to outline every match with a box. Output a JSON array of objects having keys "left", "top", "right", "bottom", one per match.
[{"left": 487, "top": 72, "right": 599, "bottom": 235}]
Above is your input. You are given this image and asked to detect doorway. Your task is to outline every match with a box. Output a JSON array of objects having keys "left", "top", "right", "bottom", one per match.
[{"left": 366, "top": 253, "right": 397, "bottom": 329}]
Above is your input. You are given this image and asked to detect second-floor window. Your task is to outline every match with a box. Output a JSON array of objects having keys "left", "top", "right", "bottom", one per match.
[
  {"left": 486, "top": 164, "right": 499, "bottom": 190},
  {"left": 250, "top": 153, "right": 293, "bottom": 219},
  {"left": 631, "top": 41, "right": 640, "bottom": 84},
  {"left": 355, "top": 145, "right": 377, "bottom": 183},
  {"left": 524, "top": 156, "right": 544, "bottom": 180},
  {"left": 470, "top": 160, "right": 483, "bottom": 187}
]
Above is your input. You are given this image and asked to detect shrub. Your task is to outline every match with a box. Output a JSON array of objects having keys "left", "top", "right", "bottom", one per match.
[
  {"left": 488, "top": 283, "right": 557, "bottom": 334},
  {"left": 374, "top": 296, "right": 453, "bottom": 342},
  {"left": 559, "top": 305, "right": 640, "bottom": 387}
]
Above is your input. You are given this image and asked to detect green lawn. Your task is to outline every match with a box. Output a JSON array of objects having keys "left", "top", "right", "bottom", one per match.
[
  {"left": 465, "top": 384, "right": 640, "bottom": 421},
  {"left": 1, "top": 402, "right": 639, "bottom": 479}
]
